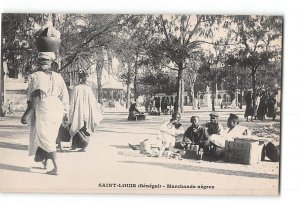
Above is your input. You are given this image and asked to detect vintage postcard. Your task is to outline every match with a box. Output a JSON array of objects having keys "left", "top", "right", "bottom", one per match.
[{"left": 0, "top": 13, "right": 282, "bottom": 195}]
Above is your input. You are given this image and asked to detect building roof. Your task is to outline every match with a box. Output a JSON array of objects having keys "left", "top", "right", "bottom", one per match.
[{"left": 102, "top": 78, "right": 125, "bottom": 90}]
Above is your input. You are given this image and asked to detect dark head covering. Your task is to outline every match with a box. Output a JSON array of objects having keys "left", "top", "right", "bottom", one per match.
[
  {"left": 190, "top": 116, "right": 200, "bottom": 123},
  {"left": 129, "top": 102, "right": 137, "bottom": 112},
  {"left": 210, "top": 112, "right": 219, "bottom": 118},
  {"left": 78, "top": 69, "right": 87, "bottom": 84},
  {"left": 171, "top": 112, "right": 182, "bottom": 129},
  {"left": 229, "top": 113, "right": 239, "bottom": 120},
  {"left": 171, "top": 112, "right": 181, "bottom": 120}
]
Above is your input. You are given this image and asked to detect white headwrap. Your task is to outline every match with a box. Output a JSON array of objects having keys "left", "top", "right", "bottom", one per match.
[{"left": 38, "top": 52, "right": 56, "bottom": 61}]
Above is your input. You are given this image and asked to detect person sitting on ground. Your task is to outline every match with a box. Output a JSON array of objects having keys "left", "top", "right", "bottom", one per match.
[
  {"left": 7, "top": 101, "right": 15, "bottom": 115},
  {"left": 204, "top": 112, "right": 224, "bottom": 136},
  {"left": 203, "top": 112, "right": 224, "bottom": 156},
  {"left": 128, "top": 112, "right": 184, "bottom": 155},
  {"left": 161, "top": 112, "right": 185, "bottom": 151},
  {"left": 183, "top": 116, "right": 208, "bottom": 147},
  {"left": 206, "top": 113, "right": 251, "bottom": 158},
  {"left": 127, "top": 102, "right": 146, "bottom": 121}
]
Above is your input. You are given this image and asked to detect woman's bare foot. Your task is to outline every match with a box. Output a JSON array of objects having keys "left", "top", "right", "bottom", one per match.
[
  {"left": 57, "top": 143, "right": 65, "bottom": 152},
  {"left": 46, "top": 169, "right": 58, "bottom": 175}
]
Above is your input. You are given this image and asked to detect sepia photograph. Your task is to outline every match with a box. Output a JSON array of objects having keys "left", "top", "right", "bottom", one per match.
[{"left": 0, "top": 12, "right": 283, "bottom": 196}]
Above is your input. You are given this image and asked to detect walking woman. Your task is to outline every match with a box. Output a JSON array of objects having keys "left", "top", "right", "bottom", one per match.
[
  {"left": 21, "top": 27, "right": 69, "bottom": 175},
  {"left": 244, "top": 91, "right": 254, "bottom": 122},
  {"left": 69, "top": 69, "right": 103, "bottom": 151},
  {"left": 21, "top": 52, "right": 69, "bottom": 175}
]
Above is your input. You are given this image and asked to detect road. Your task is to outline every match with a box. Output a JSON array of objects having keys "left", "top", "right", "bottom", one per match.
[{"left": 0, "top": 109, "right": 280, "bottom": 195}]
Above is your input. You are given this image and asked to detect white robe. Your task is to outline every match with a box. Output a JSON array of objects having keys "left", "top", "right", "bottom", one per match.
[
  {"left": 160, "top": 121, "right": 185, "bottom": 149},
  {"left": 27, "top": 71, "right": 69, "bottom": 155},
  {"left": 69, "top": 84, "right": 103, "bottom": 138},
  {"left": 209, "top": 125, "right": 251, "bottom": 148}
]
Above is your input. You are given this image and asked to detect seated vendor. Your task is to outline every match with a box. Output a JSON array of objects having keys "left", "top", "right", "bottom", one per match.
[
  {"left": 129, "top": 112, "right": 184, "bottom": 154},
  {"left": 183, "top": 116, "right": 208, "bottom": 147},
  {"left": 207, "top": 113, "right": 251, "bottom": 157},
  {"left": 160, "top": 112, "right": 185, "bottom": 151},
  {"left": 127, "top": 102, "right": 146, "bottom": 121},
  {"left": 204, "top": 112, "right": 224, "bottom": 136}
]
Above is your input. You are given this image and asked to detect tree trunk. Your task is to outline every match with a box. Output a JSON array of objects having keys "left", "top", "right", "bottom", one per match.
[
  {"left": 191, "top": 84, "right": 195, "bottom": 110},
  {"left": 126, "top": 82, "right": 131, "bottom": 109},
  {"left": 134, "top": 52, "right": 138, "bottom": 102},
  {"left": 0, "top": 52, "right": 4, "bottom": 116},
  {"left": 181, "top": 78, "right": 184, "bottom": 113},
  {"left": 175, "top": 63, "right": 183, "bottom": 113},
  {"left": 212, "top": 77, "right": 216, "bottom": 112},
  {"left": 239, "top": 89, "right": 243, "bottom": 109},
  {"left": 52, "top": 14, "right": 62, "bottom": 72},
  {"left": 126, "top": 65, "right": 131, "bottom": 109},
  {"left": 252, "top": 68, "right": 257, "bottom": 107},
  {"left": 96, "top": 62, "right": 103, "bottom": 103}
]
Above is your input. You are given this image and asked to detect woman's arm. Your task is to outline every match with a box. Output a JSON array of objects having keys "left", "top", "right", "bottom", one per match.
[
  {"left": 21, "top": 75, "right": 35, "bottom": 124},
  {"left": 21, "top": 100, "right": 33, "bottom": 124}
]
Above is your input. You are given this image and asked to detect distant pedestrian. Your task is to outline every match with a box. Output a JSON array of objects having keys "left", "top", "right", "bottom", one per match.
[
  {"left": 155, "top": 97, "right": 160, "bottom": 112},
  {"left": 244, "top": 91, "right": 254, "bottom": 122},
  {"left": 161, "top": 97, "right": 168, "bottom": 114},
  {"left": 257, "top": 90, "right": 268, "bottom": 121}
]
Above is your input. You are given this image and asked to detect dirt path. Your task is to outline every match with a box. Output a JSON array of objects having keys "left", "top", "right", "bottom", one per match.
[{"left": 0, "top": 111, "right": 280, "bottom": 195}]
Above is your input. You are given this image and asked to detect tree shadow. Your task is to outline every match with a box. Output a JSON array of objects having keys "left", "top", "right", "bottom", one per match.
[
  {"left": 0, "top": 124, "right": 29, "bottom": 129},
  {"left": 0, "top": 163, "right": 31, "bottom": 173},
  {"left": 97, "top": 129, "right": 157, "bottom": 135},
  {"left": 120, "top": 160, "right": 278, "bottom": 179},
  {"left": 110, "top": 145, "right": 132, "bottom": 149},
  {"left": 0, "top": 142, "right": 28, "bottom": 151}
]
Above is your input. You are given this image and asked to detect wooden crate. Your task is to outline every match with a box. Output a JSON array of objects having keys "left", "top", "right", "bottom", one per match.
[{"left": 224, "top": 139, "right": 263, "bottom": 165}]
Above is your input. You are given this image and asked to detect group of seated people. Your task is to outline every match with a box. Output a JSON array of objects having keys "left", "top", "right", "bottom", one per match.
[{"left": 129, "top": 111, "right": 251, "bottom": 160}]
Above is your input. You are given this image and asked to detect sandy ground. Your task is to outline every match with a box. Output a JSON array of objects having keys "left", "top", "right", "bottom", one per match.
[{"left": 0, "top": 109, "right": 280, "bottom": 195}]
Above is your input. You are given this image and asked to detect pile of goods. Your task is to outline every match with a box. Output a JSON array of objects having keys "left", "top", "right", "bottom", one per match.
[
  {"left": 251, "top": 123, "right": 280, "bottom": 140},
  {"left": 251, "top": 123, "right": 280, "bottom": 162}
]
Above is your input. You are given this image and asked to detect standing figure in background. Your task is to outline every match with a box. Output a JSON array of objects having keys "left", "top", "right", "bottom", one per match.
[
  {"left": 155, "top": 97, "right": 161, "bottom": 112},
  {"left": 244, "top": 91, "right": 254, "bottom": 122},
  {"left": 253, "top": 93, "right": 260, "bottom": 120},
  {"left": 69, "top": 69, "right": 103, "bottom": 152},
  {"left": 161, "top": 97, "right": 168, "bottom": 115},
  {"left": 257, "top": 90, "right": 268, "bottom": 121},
  {"left": 145, "top": 96, "right": 150, "bottom": 113},
  {"left": 149, "top": 95, "right": 155, "bottom": 112},
  {"left": 266, "top": 92, "right": 277, "bottom": 121}
]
